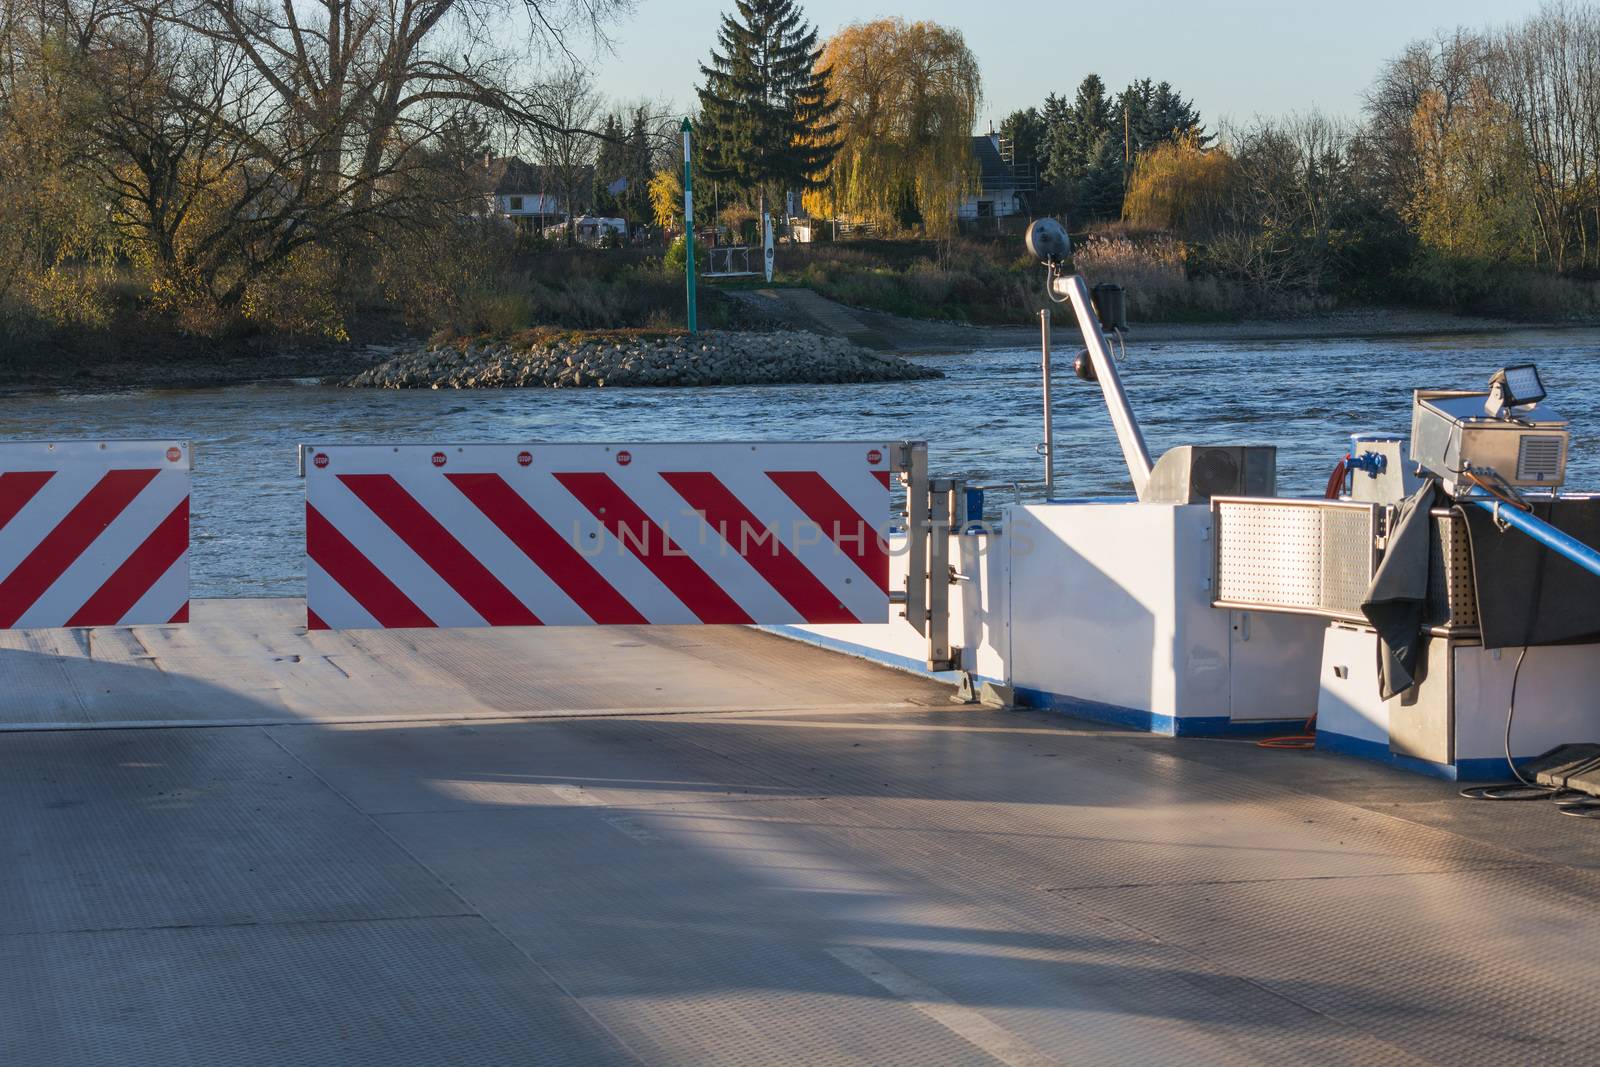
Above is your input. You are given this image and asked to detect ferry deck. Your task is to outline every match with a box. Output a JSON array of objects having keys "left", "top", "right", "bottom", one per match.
[{"left": 6, "top": 599, "right": 1599, "bottom": 1066}]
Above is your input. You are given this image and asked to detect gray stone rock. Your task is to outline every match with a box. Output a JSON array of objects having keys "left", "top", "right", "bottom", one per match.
[{"left": 340, "top": 329, "right": 942, "bottom": 391}]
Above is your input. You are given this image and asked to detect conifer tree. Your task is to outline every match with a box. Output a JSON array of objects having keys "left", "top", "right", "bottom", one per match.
[
  {"left": 1042, "top": 76, "right": 1111, "bottom": 190},
  {"left": 592, "top": 112, "right": 629, "bottom": 217},
  {"left": 1038, "top": 74, "right": 1207, "bottom": 222},
  {"left": 697, "top": 0, "right": 839, "bottom": 227},
  {"left": 622, "top": 110, "right": 653, "bottom": 224}
]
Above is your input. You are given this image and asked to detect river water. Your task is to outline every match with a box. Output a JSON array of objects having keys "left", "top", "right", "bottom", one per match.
[{"left": 3, "top": 328, "right": 1595, "bottom": 597}]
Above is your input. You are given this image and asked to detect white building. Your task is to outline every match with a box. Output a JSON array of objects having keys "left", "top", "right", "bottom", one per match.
[
  {"left": 957, "top": 134, "right": 1031, "bottom": 226},
  {"left": 482, "top": 157, "right": 581, "bottom": 231}
]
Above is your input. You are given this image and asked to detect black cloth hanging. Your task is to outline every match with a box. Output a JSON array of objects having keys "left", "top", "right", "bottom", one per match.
[{"left": 1361, "top": 481, "right": 1442, "bottom": 699}]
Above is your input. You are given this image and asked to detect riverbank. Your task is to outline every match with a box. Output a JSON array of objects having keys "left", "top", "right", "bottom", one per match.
[
  {"left": 2, "top": 304, "right": 1595, "bottom": 394},
  {"left": 730, "top": 288, "right": 1600, "bottom": 353},
  {"left": 1041, "top": 306, "right": 1596, "bottom": 347},
  {"left": 344, "top": 329, "right": 942, "bottom": 389},
  {"left": 0, "top": 333, "right": 404, "bottom": 394}
]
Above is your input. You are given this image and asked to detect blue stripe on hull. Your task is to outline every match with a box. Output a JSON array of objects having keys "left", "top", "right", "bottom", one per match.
[
  {"left": 1315, "top": 729, "right": 1515, "bottom": 781},
  {"left": 1013, "top": 687, "right": 1305, "bottom": 738}
]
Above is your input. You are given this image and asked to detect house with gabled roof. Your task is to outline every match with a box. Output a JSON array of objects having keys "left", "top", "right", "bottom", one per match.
[
  {"left": 958, "top": 133, "right": 1034, "bottom": 228},
  {"left": 480, "top": 156, "right": 591, "bottom": 231}
]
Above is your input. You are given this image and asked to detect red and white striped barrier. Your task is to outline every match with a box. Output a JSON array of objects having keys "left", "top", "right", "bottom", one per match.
[
  {"left": 0, "top": 441, "right": 190, "bottom": 628},
  {"left": 303, "top": 443, "right": 895, "bottom": 630}
]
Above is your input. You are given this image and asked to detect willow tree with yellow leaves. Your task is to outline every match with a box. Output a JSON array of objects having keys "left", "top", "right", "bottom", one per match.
[
  {"left": 808, "top": 19, "right": 980, "bottom": 235},
  {"left": 1122, "top": 133, "right": 1235, "bottom": 237}
]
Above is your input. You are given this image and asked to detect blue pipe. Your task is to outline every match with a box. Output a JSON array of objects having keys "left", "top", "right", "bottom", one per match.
[{"left": 1468, "top": 498, "right": 1600, "bottom": 578}]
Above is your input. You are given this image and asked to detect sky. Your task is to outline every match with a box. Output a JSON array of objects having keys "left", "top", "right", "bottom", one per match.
[{"left": 579, "top": 0, "right": 1549, "bottom": 130}]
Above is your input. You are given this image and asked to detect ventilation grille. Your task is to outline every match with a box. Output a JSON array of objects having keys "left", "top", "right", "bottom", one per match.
[
  {"left": 1516, "top": 435, "right": 1564, "bottom": 482},
  {"left": 1213, "top": 499, "right": 1378, "bottom": 621}
]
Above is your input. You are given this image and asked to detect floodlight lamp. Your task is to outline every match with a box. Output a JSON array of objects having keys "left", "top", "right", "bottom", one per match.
[
  {"left": 1025, "top": 218, "right": 1071, "bottom": 267},
  {"left": 1484, "top": 363, "right": 1546, "bottom": 417}
]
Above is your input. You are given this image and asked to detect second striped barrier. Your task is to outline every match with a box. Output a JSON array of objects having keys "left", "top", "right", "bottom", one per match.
[{"left": 301, "top": 442, "right": 901, "bottom": 630}]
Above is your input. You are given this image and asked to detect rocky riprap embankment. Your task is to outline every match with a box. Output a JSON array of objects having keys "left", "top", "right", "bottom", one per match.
[{"left": 342, "top": 330, "right": 942, "bottom": 389}]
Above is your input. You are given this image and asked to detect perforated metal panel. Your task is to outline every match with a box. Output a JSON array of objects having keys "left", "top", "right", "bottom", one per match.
[
  {"left": 1212, "top": 498, "right": 1379, "bottom": 621},
  {"left": 1321, "top": 507, "right": 1377, "bottom": 616},
  {"left": 1427, "top": 509, "right": 1478, "bottom": 632}
]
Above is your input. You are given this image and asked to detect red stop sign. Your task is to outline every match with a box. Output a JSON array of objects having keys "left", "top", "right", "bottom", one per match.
[
  {"left": 431, "top": 451, "right": 447, "bottom": 468},
  {"left": 517, "top": 451, "right": 533, "bottom": 467},
  {"left": 313, "top": 452, "right": 329, "bottom": 469},
  {"left": 616, "top": 450, "right": 632, "bottom": 467},
  {"left": 867, "top": 449, "right": 883, "bottom": 464}
]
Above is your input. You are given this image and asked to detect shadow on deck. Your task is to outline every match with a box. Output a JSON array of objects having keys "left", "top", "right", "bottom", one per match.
[{"left": 4, "top": 599, "right": 1599, "bottom": 1065}]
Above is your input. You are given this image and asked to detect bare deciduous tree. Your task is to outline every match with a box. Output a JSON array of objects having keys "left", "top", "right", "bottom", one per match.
[
  {"left": 527, "top": 64, "right": 600, "bottom": 243},
  {"left": 0, "top": 0, "right": 628, "bottom": 326}
]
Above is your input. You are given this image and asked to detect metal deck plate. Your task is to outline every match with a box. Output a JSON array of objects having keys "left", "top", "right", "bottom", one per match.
[
  {"left": 264, "top": 716, "right": 822, "bottom": 815},
  {"left": 0, "top": 728, "right": 461, "bottom": 935},
  {"left": 6, "top": 603, "right": 1600, "bottom": 1065},
  {"left": 1066, "top": 867, "right": 1597, "bottom": 1065},
  {"left": 378, "top": 791, "right": 1410, "bottom": 1065},
  {"left": 0, "top": 917, "right": 633, "bottom": 1066},
  {"left": 0, "top": 598, "right": 944, "bottom": 728}
]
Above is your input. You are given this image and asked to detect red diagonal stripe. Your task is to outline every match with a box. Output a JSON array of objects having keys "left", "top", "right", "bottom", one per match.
[
  {"left": 554, "top": 472, "right": 753, "bottom": 624},
  {"left": 766, "top": 471, "right": 889, "bottom": 593},
  {"left": 306, "top": 500, "right": 434, "bottom": 628},
  {"left": 0, "top": 471, "right": 54, "bottom": 529},
  {"left": 872, "top": 470, "right": 892, "bottom": 490},
  {"left": 305, "top": 606, "right": 327, "bottom": 630},
  {"left": 169, "top": 602, "right": 189, "bottom": 624},
  {"left": 65, "top": 496, "right": 188, "bottom": 627},
  {"left": 0, "top": 468, "right": 158, "bottom": 628},
  {"left": 447, "top": 473, "right": 646, "bottom": 625},
  {"left": 337, "top": 474, "right": 540, "bottom": 627},
  {"left": 661, "top": 471, "right": 859, "bottom": 624}
]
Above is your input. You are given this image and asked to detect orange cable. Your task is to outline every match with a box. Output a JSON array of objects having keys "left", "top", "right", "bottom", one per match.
[{"left": 1256, "top": 713, "right": 1317, "bottom": 750}]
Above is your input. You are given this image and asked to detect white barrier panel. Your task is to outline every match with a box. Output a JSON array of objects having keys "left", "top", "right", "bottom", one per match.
[
  {"left": 303, "top": 442, "right": 892, "bottom": 630},
  {"left": 0, "top": 441, "right": 190, "bottom": 628}
]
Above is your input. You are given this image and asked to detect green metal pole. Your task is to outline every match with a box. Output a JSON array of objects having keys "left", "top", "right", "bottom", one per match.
[{"left": 681, "top": 118, "right": 697, "bottom": 334}]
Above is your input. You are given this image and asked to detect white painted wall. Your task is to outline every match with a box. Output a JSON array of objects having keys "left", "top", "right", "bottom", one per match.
[
  {"left": 768, "top": 497, "right": 1598, "bottom": 769},
  {"left": 956, "top": 193, "right": 1023, "bottom": 220},
  {"left": 1316, "top": 625, "right": 1388, "bottom": 745},
  {"left": 1316, "top": 627, "right": 1600, "bottom": 766},
  {"left": 1453, "top": 644, "right": 1600, "bottom": 761},
  {"left": 495, "top": 193, "right": 561, "bottom": 216},
  {"left": 1008, "top": 503, "right": 1239, "bottom": 722},
  {"left": 773, "top": 502, "right": 1323, "bottom": 727}
]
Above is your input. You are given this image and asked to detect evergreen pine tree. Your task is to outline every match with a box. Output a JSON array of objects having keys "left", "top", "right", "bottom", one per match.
[
  {"left": 592, "top": 113, "right": 628, "bottom": 218},
  {"left": 697, "top": 0, "right": 839, "bottom": 226},
  {"left": 622, "top": 107, "right": 657, "bottom": 225},
  {"left": 1035, "top": 74, "right": 1207, "bottom": 222},
  {"left": 1112, "top": 80, "right": 1207, "bottom": 160},
  {"left": 998, "top": 107, "right": 1045, "bottom": 174},
  {"left": 1102, "top": 80, "right": 1207, "bottom": 219},
  {"left": 1076, "top": 133, "right": 1128, "bottom": 220},
  {"left": 1147, "top": 82, "right": 1207, "bottom": 147},
  {"left": 1042, "top": 75, "right": 1111, "bottom": 190}
]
